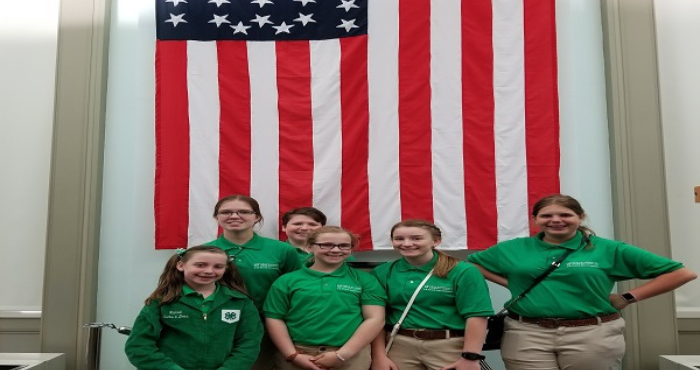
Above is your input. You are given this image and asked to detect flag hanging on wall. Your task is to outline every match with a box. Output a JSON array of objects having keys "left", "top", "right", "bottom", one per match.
[{"left": 154, "top": 0, "right": 560, "bottom": 250}]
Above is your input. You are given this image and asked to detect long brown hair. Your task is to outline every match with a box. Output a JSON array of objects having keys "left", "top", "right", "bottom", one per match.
[
  {"left": 532, "top": 194, "right": 595, "bottom": 248},
  {"left": 390, "top": 219, "right": 459, "bottom": 278},
  {"left": 145, "top": 246, "right": 247, "bottom": 305}
]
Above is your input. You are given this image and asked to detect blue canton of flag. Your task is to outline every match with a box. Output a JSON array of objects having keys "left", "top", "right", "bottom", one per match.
[{"left": 156, "top": 0, "right": 368, "bottom": 41}]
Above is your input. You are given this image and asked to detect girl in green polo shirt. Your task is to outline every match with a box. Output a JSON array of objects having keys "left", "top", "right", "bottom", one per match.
[
  {"left": 205, "top": 194, "right": 302, "bottom": 370},
  {"left": 264, "top": 226, "right": 387, "bottom": 370},
  {"left": 370, "top": 220, "right": 494, "bottom": 370},
  {"left": 468, "top": 194, "right": 697, "bottom": 370},
  {"left": 125, "top": 246, "right": 263, "bottom": 370}
]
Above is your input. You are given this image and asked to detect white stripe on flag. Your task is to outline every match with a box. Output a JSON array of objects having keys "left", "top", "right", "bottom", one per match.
[
  {"left": 310, "top": 39, "right": 344, "bottom": 227},
  {"left": 431, "top": 0, "right": 468, "bottom": 249},
  {"left": 368, "top": 0, "right": 401, "bottom": 250},
  {"left": 248, "top": 42, "right": 281, "bottom": 238},
  {"left": 187, "top": 41, "right": 220, "bottom": 246},
  {"left": 493, "top": 0, "right": 531, "bottom": 241}
]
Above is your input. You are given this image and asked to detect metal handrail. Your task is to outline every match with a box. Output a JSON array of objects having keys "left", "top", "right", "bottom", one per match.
[{"left": 83, "top": 322, "right": 131, "bottom": 370}]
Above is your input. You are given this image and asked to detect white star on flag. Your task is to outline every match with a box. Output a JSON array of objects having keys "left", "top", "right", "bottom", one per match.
[
  {"left": 336, "top": 0, "right": 359, "bottom": 12},
  {"left": 294, "top": 13, "right": 316, "bottom": 26},
  {"left": 273, "top": 21, "right": 294, "bottom": 34},
  {"left": 336, "top": 18, "right": 358, "bottom": 32},
  {"left": 165, "top": 13, "right": 188, "bottom": 27},
  {"left": 230, "top": 21, "right": 251, "bottom": 35},
  {"left": 208, "top": 0, "right": 230, "bottom": 7},
  {"left": 209, "top": 14, "right": 231, "bottom": 27},
  {"left": 251, "top": 0, "right": 274, "bottom": 8},
  {"left": 250, "top": 14, "right": 273, "bottom": 28},
  {"left": 165, "top": 0, "right": 188, "bottom": 6},
  {"left": 293, "top": 0, "right": 316, "bottom": 6}
]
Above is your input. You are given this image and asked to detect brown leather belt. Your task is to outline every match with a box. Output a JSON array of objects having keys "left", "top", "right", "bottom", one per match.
[
  {"left": 386, "top": 325, "right": 465, "bottom": 340},
  {"left": 507, "top": 312, "right": 621, "bottom": 328}
]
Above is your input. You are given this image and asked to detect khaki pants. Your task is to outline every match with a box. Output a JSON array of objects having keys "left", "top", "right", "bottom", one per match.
[
  {"left": 250, "top": 332, "right": 276, "bottom": 370},
  {"left": 386, "top": 333, "right": 464, "bottom": 370},
  {"left": 273, "top": 344, "right": 371, "bottom": 370},
  {"left": 501, "top": 316, "right": 626, "bottom": 370}
]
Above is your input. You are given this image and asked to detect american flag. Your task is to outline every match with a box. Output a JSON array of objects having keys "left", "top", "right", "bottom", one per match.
[{"left": 154, "top": 0, "right": 560, "bottom": 250}]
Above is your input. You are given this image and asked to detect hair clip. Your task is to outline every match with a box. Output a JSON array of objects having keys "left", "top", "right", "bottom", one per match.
[{"left": 176, "top": 248, "right": 187, "bottom": 257}]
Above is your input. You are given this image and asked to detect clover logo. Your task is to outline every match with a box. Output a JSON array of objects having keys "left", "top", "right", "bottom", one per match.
[{"left": 221, "top": 310, "right": 240, "bottom": 324}]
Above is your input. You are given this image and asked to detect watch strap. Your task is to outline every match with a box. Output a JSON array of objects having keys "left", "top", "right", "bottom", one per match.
[{"left": 461, "top": 352, "right": 486, "bottom": 361}]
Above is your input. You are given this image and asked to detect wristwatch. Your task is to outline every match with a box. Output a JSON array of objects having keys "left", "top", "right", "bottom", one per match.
[
  {"left": 461, "top": 352, "right": 486, "bottom": 361},
  {"left": 621, "top": 291, "right": 637, "bottom": 303}
]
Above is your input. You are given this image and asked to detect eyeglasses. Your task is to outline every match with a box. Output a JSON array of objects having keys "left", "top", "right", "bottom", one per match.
[
  {"left": 313, "top": 243, "right": 353, "bottom": 250},
  {"left": 217, "top": 210, "right": 256, "bottom": 217}
]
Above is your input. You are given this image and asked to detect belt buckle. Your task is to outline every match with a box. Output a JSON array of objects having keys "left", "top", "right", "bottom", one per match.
[
  {"left": 538, "top": 318, "right": 559, "bottom": 328},
  {"left": 412, "top": 329, "right": 426, "bottom": 339}
]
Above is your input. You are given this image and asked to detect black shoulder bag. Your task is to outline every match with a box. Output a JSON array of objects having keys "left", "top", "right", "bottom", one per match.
[{"left": 482, "top": 246, "right": 577, "bottom": 351}]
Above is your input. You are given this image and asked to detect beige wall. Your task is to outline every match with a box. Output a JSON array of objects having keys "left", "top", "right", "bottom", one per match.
[
  {"left": 0, "top": 0, "right": 58, "bottom": 359},
  {"left": 655, "top": 0, "right": 700, "bottom": 356},
  {"left": 0, "top": 0, "right": 58, "bottom": 314}
]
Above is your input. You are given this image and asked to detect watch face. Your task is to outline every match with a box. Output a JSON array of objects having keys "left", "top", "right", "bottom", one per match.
[{"left": 622, "top": 292, "right": 636, "bottom": 302}]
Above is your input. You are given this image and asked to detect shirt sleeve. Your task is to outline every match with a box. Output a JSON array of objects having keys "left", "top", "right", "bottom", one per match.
[
  {"left": 218, "top": 298, "right": 264, "bottom": 370},
  {"left": 280, "top": 244, "right": 303, "bottom": 274},
  {"left": 359, "top": 271, "right": 388, "bottom": 306},
  {"left": 610, "top": 241, "right": 684, "bottom": 280},
  {"left": 124, "top": 303, "right": 186, "bottom": 370},
  {"left": 454, "top": 263, "right": 495, "bottom": 318},
  {"left": 262, "top": 277, "right": 291, "bottom": 320},
  {"left": 369, "top": 262, "right": 391, "bottom": 291},
  {"left": 467, "top": 242, "right": 510, "bottom": 275}
]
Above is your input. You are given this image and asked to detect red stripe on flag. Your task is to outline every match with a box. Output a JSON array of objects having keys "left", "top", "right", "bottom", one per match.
[
  {"left": 218, "top": 42, "right": 253, "bottom": 200},
  {"left": 461, "top": 0, "right": 498, "bottom": 249},
  {"left": 524, "top": 0, "right": 560, "bottom": 234},
  {"left": 155, "top": 41, "right": 190, "bottom": 249},
  {"left": 398, "top": 0, "right": 434, "bottom": 221},
  {"left": 340, "top": 36, "right": 373, "bottom": 250},
  {"left": 276, "top": 41, "right": 315, "bottom": 239}
]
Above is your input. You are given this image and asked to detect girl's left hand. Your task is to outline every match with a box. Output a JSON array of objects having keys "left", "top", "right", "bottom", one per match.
[
  {"left": 608, "top": 293, "right": 630, "bottom": 310},
  {"left": 311, "top": 351, "right": 345, "bottom": 369},
  {"left": 439, "top": 357, "right": 481, "bottom": 370}
]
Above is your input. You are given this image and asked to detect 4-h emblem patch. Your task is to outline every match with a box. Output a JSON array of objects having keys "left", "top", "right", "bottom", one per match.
[{"left": 221, "top": 310, "right": 240, "bottom": 324}]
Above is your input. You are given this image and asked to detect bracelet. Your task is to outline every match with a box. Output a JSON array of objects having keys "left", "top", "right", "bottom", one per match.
[
  {"left": 285, "top": 351, "right": 300, "bottom": 362},
  {"left": 335, "top": 352, "right": 346, "bottom": 362}
]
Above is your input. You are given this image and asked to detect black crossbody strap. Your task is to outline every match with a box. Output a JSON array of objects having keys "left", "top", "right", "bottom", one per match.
[{"left": 499, "top": 234, "right": 588, "bottom": 314}]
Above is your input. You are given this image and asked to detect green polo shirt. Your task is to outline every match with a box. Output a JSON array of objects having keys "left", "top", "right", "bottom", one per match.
[
  {"left": 467, "top": 231, "right": 684, "bottom": 318},
  {"left": 372, "top": 252, "right": 494, "bottom": 330},
  {"left": 125, "top": 285, "right": 263, "bottom": 370},
  {"left": 294, "top": 246, "right": 312, "bottom": 262},
  {"left": 263, "top": 263, "right": 387, "bottom": 346},
  {"left": 205, "top": 233, "right": 302, "bottom": 309}
]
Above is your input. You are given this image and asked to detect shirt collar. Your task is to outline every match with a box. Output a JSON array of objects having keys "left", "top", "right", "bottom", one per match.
[
  {"left": 215, "top": 233, "right": 262, "bottom": 250},
  {"left": 182, "top": 283, "right": 220, "bottom": 300},
  {"left": 302, "top": 262, "right": 349, "bottom": 277},
  {"left": 396, "top": 251, "right": 438, "bottom": 272},
  {"left": 534, "top": 230, "right": 585, "bottom": 250}
]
